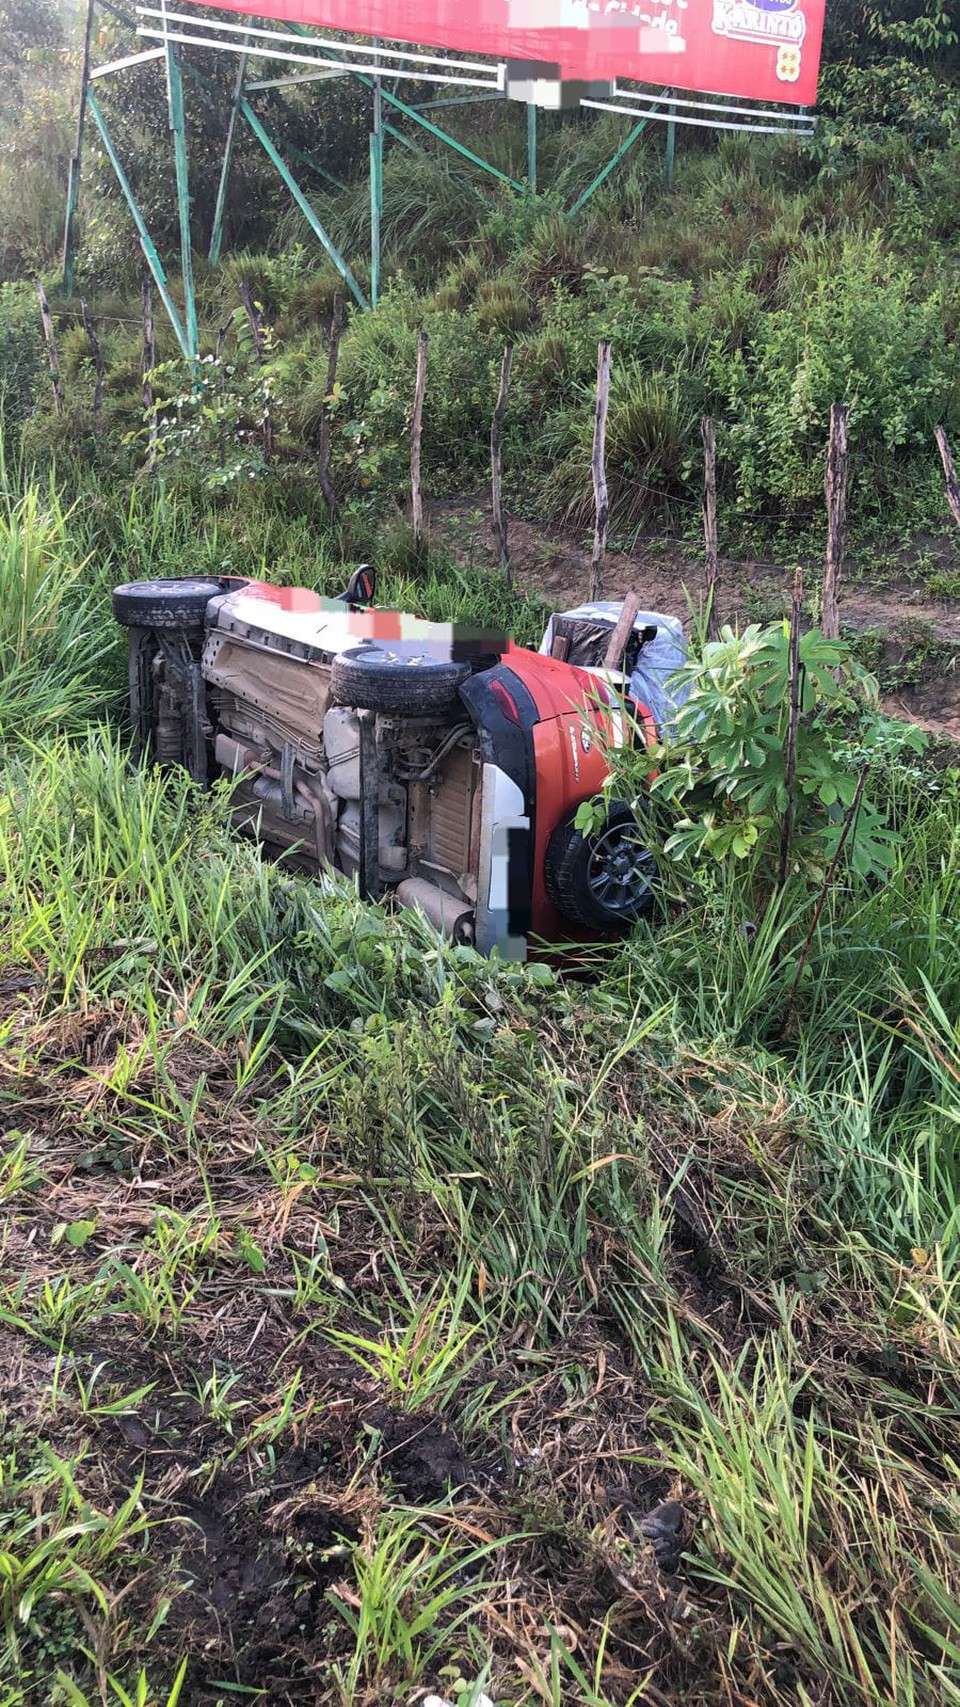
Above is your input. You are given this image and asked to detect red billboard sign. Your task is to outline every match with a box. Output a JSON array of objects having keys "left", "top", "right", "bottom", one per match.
[{"left": 198, "top": 0, "right": 826, "bottom": 108}]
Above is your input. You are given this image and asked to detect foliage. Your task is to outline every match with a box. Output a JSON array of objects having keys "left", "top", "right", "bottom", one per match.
[
  {"left": 824, "top": 0, "right": 960, "bottom": 63},
  {"left": 0, "top": 80, "right": 72, "bottom": 278},
  {"left": 721, "top": 235, "right": 958, "bottom": 519},
  {"left": 146, "top": 313, "right": 291, "bottom": 491},
  {"left": 0, "top": 284, "right": 43, "bottom": 436},
  {"left": 0, "top": 0, "right": 68, "bottom": 126},
  {"left": 0, "top": 471, "right": 111, "bottom": 746},
  {"left": 590, "top": 620, "right": 920, "bottom": 887}
]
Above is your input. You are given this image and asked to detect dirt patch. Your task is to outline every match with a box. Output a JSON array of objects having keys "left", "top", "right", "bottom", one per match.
[
  {"left": 883, "top": 664, "right": 960, "bottom": 739},
  {"left": 366, "top": 1406, "right": 472, "bottom": 1498},
  {"left": 164, "top": 1458, "right": 354, "bottom": 1703},
  {"left": 428, "top": 496, "right": 960, "bottom": 735}
]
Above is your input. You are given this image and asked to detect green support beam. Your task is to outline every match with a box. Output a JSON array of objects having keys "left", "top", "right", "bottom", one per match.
[
  {"left": 165, "top": 42, "right": 199, "bottom": 358},
  {"left": 665, "top": 96, "right": 676, "bottom": 189},
  {"left": 239, "top": 98, "right": 367, "bottom": 307},
  {"left": 565, "top": 118, "right": 650, "bottom": 217},
  {"left": 62, "top": 0, "right": 95, "bottom": 296},
  {"left": 527, "top": 103, "right": 537, "bottom": 193},
  {"left": 209, "top": 41, "right": 250, "bottom": 265},
  {"left": 411, "top": 93, "right": 505, "bottom": 111},
  {"left": 86, "top": 91, "right": 191, "bottom": 358},
  {"left": 369, "top": 130, "right": 382, "bottom": 305},
  {"left": 370, "top": 64, "right": 383, "bottom": 308},
  {"left": 285, "top": 24, "right": 525, "bottom": 194}
]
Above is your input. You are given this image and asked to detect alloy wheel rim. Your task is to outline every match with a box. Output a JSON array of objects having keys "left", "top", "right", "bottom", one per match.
[{"left": 587, "top": 824, "right": 654, "bottom": 913}]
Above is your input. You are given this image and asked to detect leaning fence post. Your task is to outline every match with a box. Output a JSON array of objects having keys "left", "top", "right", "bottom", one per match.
[
  {"left": 411, "top": 329, "right": 428, "bottom": 553},
  {"left": 603, "top": 589, "right": 642, "bottom": 676},
  {"left": 823, "top": 402, "right": 850, "bottom": 646},
  {"left": 141, "top": 275, "right": 157, "bottom": 473},
  {"left": 490, "top": 342, "right": 513, "bottom": 584},
  {"left": 79, "top": 298, "right": 105, "bottom": 433},
  {"left": 35, "top": 280, "right": 64, "bottom": 415},
  {"left": 590, "top": 338, "right": 611, "bottom": 602},
  {"left": 701, "top": 416, "right": 720, "bottom": 642},
  {"left": 935, "top": 425, "right": 960, "bottom": 533}
]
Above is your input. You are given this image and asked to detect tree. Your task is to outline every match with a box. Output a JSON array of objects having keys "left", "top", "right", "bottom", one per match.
[
  {"left": 824, "top": 0, "right": 960, "bottom": 67},
  {"left": 0, "top": 0, "right": 68, "bottom": 125}
]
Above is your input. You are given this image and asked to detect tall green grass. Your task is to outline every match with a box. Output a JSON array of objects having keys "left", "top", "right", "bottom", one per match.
[{"left": 0, "top": 473, "right": 114, "bottom": 745}]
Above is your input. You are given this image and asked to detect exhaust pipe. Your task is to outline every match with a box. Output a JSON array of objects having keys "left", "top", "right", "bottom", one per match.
[{"left": 396, "top": 878, "right": 475, "bottom": 946}]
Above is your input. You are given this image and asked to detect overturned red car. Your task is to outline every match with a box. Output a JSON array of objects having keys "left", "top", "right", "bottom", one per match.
[{"left": 112, "top": 568, "right": 684, "bottom": 958}]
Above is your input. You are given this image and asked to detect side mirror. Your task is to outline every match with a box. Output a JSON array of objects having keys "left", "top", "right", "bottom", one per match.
[{"left": 337, "top": 564, "right": 376, "bottom": 609}]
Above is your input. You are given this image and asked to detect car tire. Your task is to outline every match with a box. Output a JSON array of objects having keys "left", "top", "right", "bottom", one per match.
[
  {"left": 111, "top": 577, "right": 224, "bottom": 629},
  {"left": 544, "top": 802, "right": 656, "bottom": 931},
  {"left": 330, "top": 642, "right": 473, "bottom": 716}
]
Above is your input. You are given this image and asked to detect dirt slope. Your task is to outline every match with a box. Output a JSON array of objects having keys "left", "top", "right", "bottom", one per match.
[{"left": 430, "top": 499, "right": 960, "bottom": 737}]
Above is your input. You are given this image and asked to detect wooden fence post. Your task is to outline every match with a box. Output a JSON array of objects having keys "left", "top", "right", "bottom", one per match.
[
  {"left": 238, "top": 279, "right": 265, "bottom": 361},
  {"left": 823, "top": 402, "right": 850, "bottom": 645},
  {"left": 411, "top": 329, "right": 428, "bottom": 553},
  {"left": 214, "top": 316, "right": 233, "bottom": 361},
  {"left": 590, "top": 338, "right": 611, "bottom": 602},
  {"left": 490, "top": 342, "right": 513, "bottom": 584},
  {"left": 318, "top": 290, "right": 345, "bottom": 521},
  {"left": 239, "top": 279, "right": 273, "bottom": 461},
  {"left": 701, "top": 416, "right": 720, "bottom": 642},
  {"left": 79, "top": 298, "right": 105, "bottom": 433},
  {"left": 777, "top": 567, "right": 803, "bottom": 893},
  {"left": 935, "top": 425, "right": 960, "bottom": 533},
  {"left": 603, "top": 590, "right": 642, "bottom": 676},
  {"left": 35, "top": 280, "right": 64, "bottom": 415},
  {"left": 142, "top": 275, "right": 157, "bottom": 473}
]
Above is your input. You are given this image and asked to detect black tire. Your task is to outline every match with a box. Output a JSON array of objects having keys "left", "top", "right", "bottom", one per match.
[
  {"left": 544, "top": 802, "right": 656, "bottom": 931},
  {"left": 330, "top": 642, "right": 473, "bottom": 715},
  {"left": 111, "top": 577, "right": 224, "bottom": 629}
]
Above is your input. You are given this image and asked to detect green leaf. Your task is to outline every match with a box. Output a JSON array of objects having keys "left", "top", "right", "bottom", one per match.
[
  {"left": 52, "top": 1219, "right": 97, "bottom": 1249},
  {"left": 236, "top": 1231, "right": 266, "bottom": 1275}
]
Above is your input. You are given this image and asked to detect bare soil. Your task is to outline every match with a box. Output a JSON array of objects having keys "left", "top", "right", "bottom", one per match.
[{"left": 428, "top": 497, "right": 960, "bottom": 737}]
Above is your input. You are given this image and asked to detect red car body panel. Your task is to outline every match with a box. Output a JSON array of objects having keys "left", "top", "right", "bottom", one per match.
[{"left": 494, "top": 645, "right": 657, "bottom": 949}]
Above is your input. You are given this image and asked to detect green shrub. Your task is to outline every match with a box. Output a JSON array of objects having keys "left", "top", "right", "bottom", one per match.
[
  {"left": 721, "top": 234, "right": 959, "bottom": 520},
  {"left": 330, "top": 280, "right": 500, "bottom": 499},
  {"left": 615, "top": 621, "right": 907, "bottom": 883},
  {"left": 537, "top": 363, "right": 697, "bottom": 532},
  {"left": 473, "top": 276, "right": 533, "bottom": 335}
]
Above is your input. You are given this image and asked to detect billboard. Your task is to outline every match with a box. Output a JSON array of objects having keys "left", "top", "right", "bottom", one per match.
[{"left": 197, "top": 0, "right": 827, "bottom": 108}]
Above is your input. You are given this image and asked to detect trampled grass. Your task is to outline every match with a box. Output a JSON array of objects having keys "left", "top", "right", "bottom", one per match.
[{"left": 1, "top": 473, "right": 959, "bottom": 1705}]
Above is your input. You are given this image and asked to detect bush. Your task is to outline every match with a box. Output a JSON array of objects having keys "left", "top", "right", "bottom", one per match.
[
  {"left": 539, "top": 364, "right": 696, "bottom": 533},
  {"left": 720, "top": 234, "right": 959, "bottom": 520},
  {"left": 330, "top": 280, "right": 501, "bottom": 500}
]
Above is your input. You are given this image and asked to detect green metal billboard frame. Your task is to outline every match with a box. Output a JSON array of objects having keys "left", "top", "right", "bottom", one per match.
[{"left": 61, "top": 0, "right": 672, "bottom": 344}]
